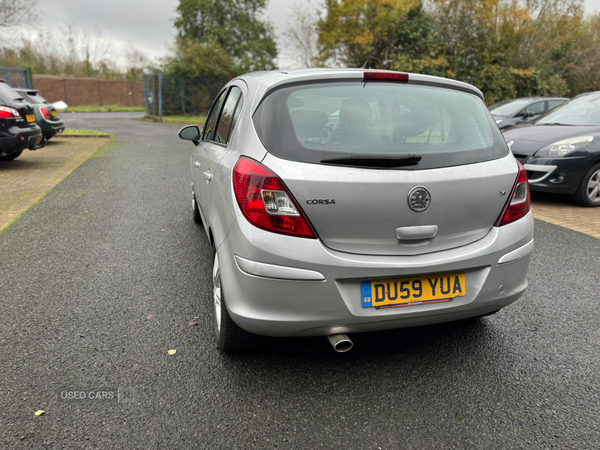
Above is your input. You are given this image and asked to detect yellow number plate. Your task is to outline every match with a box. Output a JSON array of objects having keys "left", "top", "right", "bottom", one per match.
[
  {"left": 51, "top": 110, "right": 57, "bottom": 117},
  {"left": 361, "top": 272, "right": 466, "bottom": 308},
  {"left": 26, "top": 114, "right": 35, "bottom": 122}
]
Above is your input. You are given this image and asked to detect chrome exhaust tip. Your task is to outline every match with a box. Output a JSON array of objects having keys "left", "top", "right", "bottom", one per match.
[{"left": 327, "top": 334, "right": 353, "bottom": 352}]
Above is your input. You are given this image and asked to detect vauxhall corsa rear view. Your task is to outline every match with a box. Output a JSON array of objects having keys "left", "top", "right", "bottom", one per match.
[{"left": 178, "top": 69, "right": 534, "bottom": 352}]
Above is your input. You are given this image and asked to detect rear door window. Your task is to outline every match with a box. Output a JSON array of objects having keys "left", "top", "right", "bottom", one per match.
[
  {"left": 253, "top": 81, "right": 507, "bottom": 170},
  {"left": 213, "top": 87, "right": 242, "bottom": 145},
  {"left": 202, "top": 90, "right": 227, "bottom": 141}
]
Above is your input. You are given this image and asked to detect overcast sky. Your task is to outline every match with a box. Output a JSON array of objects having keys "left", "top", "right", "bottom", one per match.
[{"left": 35, "top": 0, "right": 600, "bottom": 69}]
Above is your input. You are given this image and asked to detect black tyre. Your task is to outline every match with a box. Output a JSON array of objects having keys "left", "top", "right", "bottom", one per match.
[
  {"left": 0, "top": 149, "right": 23, "bottom": 161},
  {"left": 212, "top": 251, "right": 259, "bottom": 351},
  {"left": 573, "top": 162, "right": 600, "bottom": 207},
  {"left": 192, "top": 193, "right": 202, "bottom": 224}
]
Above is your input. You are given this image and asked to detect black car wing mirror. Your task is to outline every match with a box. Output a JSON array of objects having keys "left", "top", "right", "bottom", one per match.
[{"left": 178, "top": 125, "right": 201, "bottom": 145}]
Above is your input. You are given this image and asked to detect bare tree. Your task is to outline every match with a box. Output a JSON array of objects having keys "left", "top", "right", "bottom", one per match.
[
  {"left": 124, "top": 42, "right": 149, "bottom": 81},
  {"left": 0, "top": 0, "right": 38, "bottom": 28},
  {"left": 281, "top": 0, "right": 322, "bottom": 69},
  {"left": 77, "top": 27, "right": 113, "bottom": 77},
  {"left": 56, "top": 24, "right": 115, "bottom": 77}
]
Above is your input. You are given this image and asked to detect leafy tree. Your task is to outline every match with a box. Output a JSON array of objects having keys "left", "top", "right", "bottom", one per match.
[
  {"left": 173, "top": 0, "right": 277, "bottom": 74},
  {"left": 318, "top": 0, "right": 420, "bottom": 68},
  {"left": 317, "top": 1, "right": 447, "bottom": 75},
  {"left": 560, "top": 12, "right": 600, "bottom": 94}
]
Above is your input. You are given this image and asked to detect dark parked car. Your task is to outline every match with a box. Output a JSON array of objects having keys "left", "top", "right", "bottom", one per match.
[
  {"left": 489, "top": 97, "right": 567, "bottom": 130},
  {"left": 16, "top": 89, "right": 65, "bottom": 143},
  {"left": 0, "top": 79, "right": 42, "bottom": 161},
  {"left": 504, "top": 91, "right": 600, "bottom": 206}
]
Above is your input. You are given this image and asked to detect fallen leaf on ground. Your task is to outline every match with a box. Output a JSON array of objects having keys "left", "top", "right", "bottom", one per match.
[
  {"left": 168, "top": 349, "right": 177, "bottom": 355},
  {"left": 147, "top": 314, "right": 155, "bottom": 320},
  {"left": 34, "top": 410, "right": 45, "bottom": 416},
  {"left": 188, "top": 322, "right": 198, "bottom": 326}
]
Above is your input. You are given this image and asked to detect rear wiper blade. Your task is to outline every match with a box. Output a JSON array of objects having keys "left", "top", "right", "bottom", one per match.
[
  {"left": 321, "top": 154, "right": 422, "bottom": 167},
  {"left": 537, "top": 122, "right": 571, "bottom": 126}
]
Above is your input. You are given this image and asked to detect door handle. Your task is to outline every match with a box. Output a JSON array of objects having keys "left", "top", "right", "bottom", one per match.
[
  {"left": 193, "top": 161, "right": 201, "bottom": 169},
  {"left": 203, "top": 171, "right": 212, "bottom": 181}
]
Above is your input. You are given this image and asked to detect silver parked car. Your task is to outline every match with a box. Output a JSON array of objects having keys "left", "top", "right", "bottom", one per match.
[{"left": 178, "top": 69, "right": 534, "bottom": 352}]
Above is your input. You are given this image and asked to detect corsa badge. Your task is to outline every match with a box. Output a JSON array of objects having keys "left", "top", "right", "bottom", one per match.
[{"left": 408, "top": 186, "right": 431, "bottom": 212}]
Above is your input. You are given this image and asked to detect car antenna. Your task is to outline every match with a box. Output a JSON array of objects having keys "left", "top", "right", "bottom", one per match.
[{"left": 361, "top": 49, "right": 375, "bottom": 69}]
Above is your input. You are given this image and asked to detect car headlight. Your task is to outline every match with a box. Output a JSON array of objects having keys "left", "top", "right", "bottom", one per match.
[{"left": 534, "top": 136, "right": 594, "bottom": 157}]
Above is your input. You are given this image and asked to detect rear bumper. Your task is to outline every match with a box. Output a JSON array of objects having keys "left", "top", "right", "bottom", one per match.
[
  {"left": 0, "top": 124, "right": 42, "bottom": 153},
  {"left": 40, "top": 118, "right": 65, "bottom": 137},
  {"left": 218, "top": 211, "right": 534, "bottom": 337}
]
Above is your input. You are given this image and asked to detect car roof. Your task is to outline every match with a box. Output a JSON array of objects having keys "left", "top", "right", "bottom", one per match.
[
  {"left": 506, "top": 96, "right": 568, "bottom": 102},
  {"left": 15, "top": 89, "right": 39, "bottom": 95},
  {"left": 233, "top": 69, "right": 486, "bottom": 114}
]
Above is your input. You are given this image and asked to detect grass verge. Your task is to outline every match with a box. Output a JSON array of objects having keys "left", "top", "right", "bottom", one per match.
[
  {"left": 62, "top": 105, "right": 145, "bottom": 113},
  {"left": 59, "top": 129, "right": 112, "bottom": 137},
  {"left": 133, "top": 115, "right": 206, "bottom": 125}
]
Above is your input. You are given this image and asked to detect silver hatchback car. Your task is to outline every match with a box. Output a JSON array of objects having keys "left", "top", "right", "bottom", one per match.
[{"left": 178, "top": 69, "right": 534, "bottom": 352}]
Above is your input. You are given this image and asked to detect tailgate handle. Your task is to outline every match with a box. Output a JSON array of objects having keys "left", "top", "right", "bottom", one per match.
[{"left": 396, "top": 225, "right": 438, "bottom": 241}]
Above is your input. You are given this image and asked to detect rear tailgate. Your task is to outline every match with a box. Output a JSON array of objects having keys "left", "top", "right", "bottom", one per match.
[
  {"left": 16, "top": 104, "right": 37, "bottom": 128},
  {"left": 263, "top": 154, "right": 518, "bottom": 256}
]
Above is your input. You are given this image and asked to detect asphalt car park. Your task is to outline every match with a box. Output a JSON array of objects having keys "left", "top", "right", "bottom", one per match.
[{"left": 0, "top": 112, "right": 599, "bottom": 448}]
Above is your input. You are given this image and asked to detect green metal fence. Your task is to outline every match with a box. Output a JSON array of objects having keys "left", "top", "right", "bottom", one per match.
[
  {"left": 0, "top": 66, "right": 32, "bottom": 89},
  {"left": 143, "top": 74, "right": 227, "bottom": 119}
]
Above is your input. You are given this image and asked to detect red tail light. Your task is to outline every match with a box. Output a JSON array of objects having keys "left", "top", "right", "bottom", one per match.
[
  {"left": 495, "top": 161, "right": 531, "bottom": 226},
  {"left": 40, "top": 107, "right": 50, "bottom": 119},
  {"left": 0, "top": 106, "right": 20, "bottom": 118},
  {"left": 232, "top": 157, "right": 317, "bottom": 239}
]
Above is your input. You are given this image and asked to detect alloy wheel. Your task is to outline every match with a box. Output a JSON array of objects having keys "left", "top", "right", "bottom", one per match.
[{"left": 587, "top": 169, "right": 600, "bottom": 204}]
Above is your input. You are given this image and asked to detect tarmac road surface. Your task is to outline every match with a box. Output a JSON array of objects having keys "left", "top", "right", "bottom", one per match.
[{"left": 1, "top": 112, "right": 599, "bottom": 449}]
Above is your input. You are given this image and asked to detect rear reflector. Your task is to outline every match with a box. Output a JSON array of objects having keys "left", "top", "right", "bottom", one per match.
[
  {"left": 495, "top": 161, "right": 531, "bottom": 226},
  {"left": 233, "top": 157, "right": 317, "bottom": 239},
  {"left": 364, "top": 72, "right": 409, "bottom": 82}
]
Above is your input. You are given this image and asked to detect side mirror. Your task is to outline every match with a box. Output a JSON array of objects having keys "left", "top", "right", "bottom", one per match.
[
  {"left": 178, "top": 125, "right": 201, "bottom": 144},
  {"left": 521, "top": 111, "right": 535, "bottom": 119}
]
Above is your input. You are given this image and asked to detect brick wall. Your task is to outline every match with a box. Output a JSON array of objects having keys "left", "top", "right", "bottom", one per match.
[{"left": 32, "top": 75, "right": 145, "bottom": 107}]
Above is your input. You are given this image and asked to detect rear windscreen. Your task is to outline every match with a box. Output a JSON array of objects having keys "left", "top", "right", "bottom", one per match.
[
  {"left": 0, "top": 83, "right": 25, "bottom": 103},
  {"left": 23, "top": 93, "right": 48, "bottom": 104},
  {"left": 253, "top": 81, "right": 508, "bottom": 169}
]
